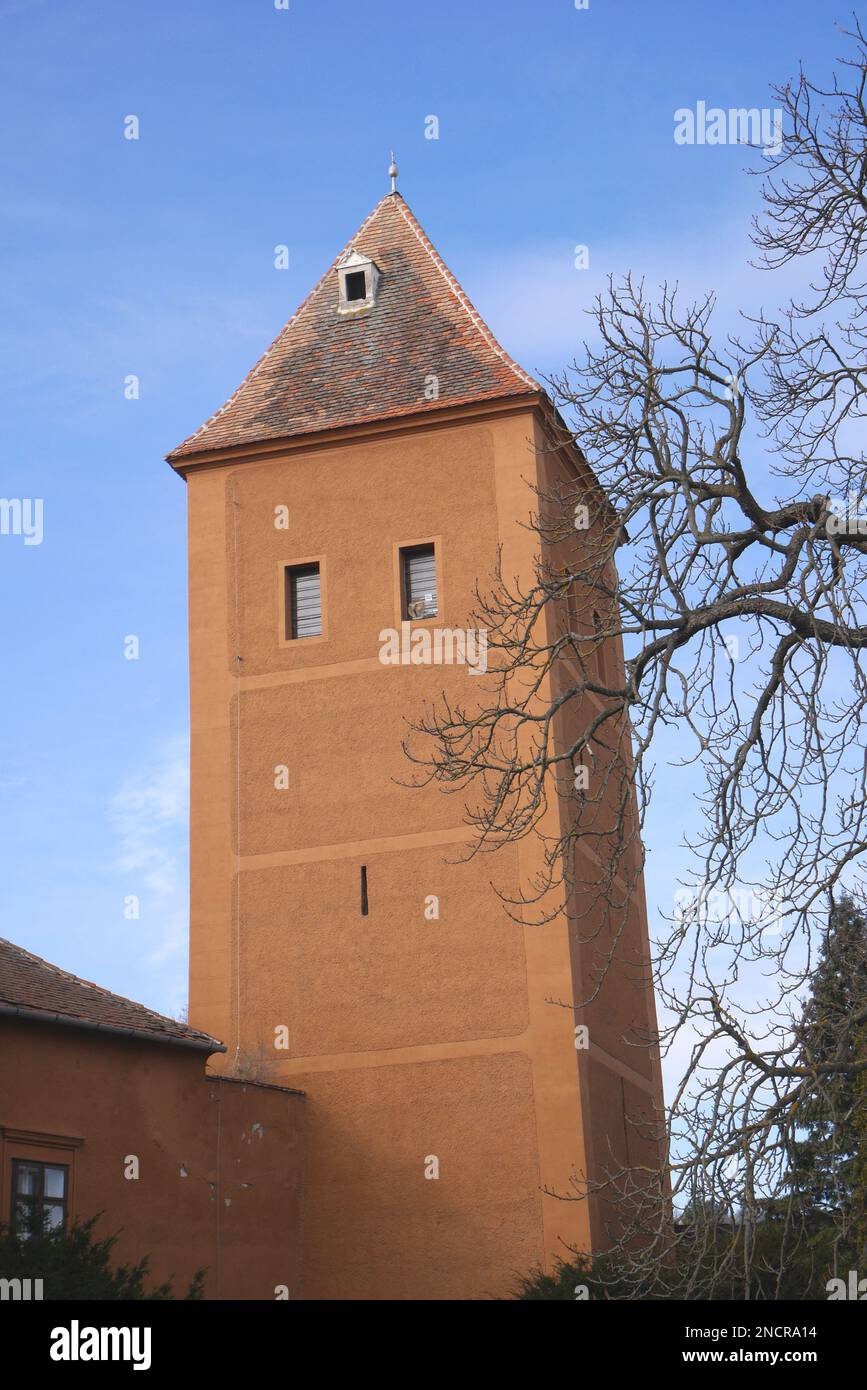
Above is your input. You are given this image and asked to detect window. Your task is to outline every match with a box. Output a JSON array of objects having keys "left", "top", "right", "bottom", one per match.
[
  {"left": 592, "top": 610, "right": 609, "bottom": 685},
  {"left": 11, "top": 1159, "right": 68, "bottom": 1237},
  {"left": 286, "top": 563, "right": 322, "bottom": 639},
  {"left": 565, "top": 574, "right": 580, "bottom": 636},
  {"left": 337, "top": 252, "right": 380, "bottom": 315},
  {"left": 360, "top": 865, "right": 369, "bottom": 916},
  {"left": 344, "top": 270, "right": 368, "bottom": 302},
  {"left": 402, "top": 544, "right": 438, "bottom": 620}
]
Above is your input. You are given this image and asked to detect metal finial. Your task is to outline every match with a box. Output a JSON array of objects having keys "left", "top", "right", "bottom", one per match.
[{"left": 388, "top": 152, "right": 398, "bottom": 193}]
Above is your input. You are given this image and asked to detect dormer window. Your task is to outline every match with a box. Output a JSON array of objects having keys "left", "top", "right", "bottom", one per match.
[{"left": 337, "top": 251, "right": 379, "bottom": 316}]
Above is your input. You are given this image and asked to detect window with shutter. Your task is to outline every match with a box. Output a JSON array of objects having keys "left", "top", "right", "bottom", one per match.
[
  {"left": 402, "top": 544, "right": 438, "bottom": 620},
  {"left": 286, "top": 563, "right": 322, "bottom": 639}
]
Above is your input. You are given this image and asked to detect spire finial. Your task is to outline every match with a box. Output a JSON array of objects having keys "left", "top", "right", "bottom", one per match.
[{"left": 388, "top": 152, "right": 398, "bottom": 194}]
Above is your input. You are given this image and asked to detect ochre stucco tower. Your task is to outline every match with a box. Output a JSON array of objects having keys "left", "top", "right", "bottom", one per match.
[{"left": 167, "top": 189, "right": 664, "bottom": 1300}]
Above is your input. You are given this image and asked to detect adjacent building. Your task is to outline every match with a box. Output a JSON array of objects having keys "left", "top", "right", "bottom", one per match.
[{"left": 0, "top": 936, "right": 305, "bottom": 1299}]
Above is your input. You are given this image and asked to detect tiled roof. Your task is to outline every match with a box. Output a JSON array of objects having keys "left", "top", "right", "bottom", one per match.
[
  {"left": 0, "top": 937, "right": 224, "bottom": 1052},
  {"left": 167, "top": 192, "right": 540, "bottom": 462}
]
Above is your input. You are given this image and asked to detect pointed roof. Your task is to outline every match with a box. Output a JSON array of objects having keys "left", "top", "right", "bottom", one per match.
[{"left": 167, "top": 192, "right": 540, "bottom": 463}]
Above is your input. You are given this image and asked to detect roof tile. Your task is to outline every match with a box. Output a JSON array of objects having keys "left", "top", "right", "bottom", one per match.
[
  {"left": 167, "top": 193, "right": 539, "bottom": 462},
  {"left": 0, "top": 936, "right": 223, "bottom": 1051}
]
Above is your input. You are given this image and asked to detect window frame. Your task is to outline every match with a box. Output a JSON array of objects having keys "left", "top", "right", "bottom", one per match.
[
  {"left": 1, "top": 1130, "right": 81, "bottom": 1240},
  {"left": 393, "top": 537, "right": 442, "bottom": 627},
  {"left": 337, "top": 253, "right": 379, "bottom": 316},
  {"left": 278, "top": 556, "right": 328, "bottom": 648},
  {"left": 11, "top": 1157, "right": 69, "bottom": 1236}
]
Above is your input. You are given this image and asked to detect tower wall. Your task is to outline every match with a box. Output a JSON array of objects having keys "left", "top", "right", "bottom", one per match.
[{"left": 184, "top": 404, "right": 660, "bottom": 1297}]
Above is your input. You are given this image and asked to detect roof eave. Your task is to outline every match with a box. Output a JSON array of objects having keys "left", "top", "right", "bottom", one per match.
[
  {"left": 165, "top": 388, "right": 548, "bottom": 475},
  {"left": 0, "top": 999, "right": 226, "bottom": 1054}
]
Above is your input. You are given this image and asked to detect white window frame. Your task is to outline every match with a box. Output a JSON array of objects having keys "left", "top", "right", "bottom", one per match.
[{"left": 337, "top": 251, "right": 380, "bottom": 316}]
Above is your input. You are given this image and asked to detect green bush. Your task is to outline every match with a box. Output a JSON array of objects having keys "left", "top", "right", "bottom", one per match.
[{"left": 0, "top": 1213, "right": 205, "bottom": 1300}]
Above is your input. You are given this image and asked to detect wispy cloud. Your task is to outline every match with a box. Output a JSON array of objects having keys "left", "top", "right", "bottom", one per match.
[
  {"left": 110, "top": 736, "right": 189, "bottom": 985},
  {"left": 0, "top": 288, "right": 276, "bottom": 403},
  {"left": 464, "top": 216, "right": 811, "bottom": 378}
]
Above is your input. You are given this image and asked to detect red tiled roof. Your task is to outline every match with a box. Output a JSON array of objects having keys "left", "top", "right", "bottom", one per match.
[
  {"left": 167, "top": 192, "right": 540, "bottom": 462},
  {"left": 0, "top": 937, "right": 224, "bottom": 1052}
]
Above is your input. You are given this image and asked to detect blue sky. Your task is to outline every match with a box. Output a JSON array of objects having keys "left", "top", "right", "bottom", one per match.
[{"left": 0, "top": 1, "right": 847, "bottom": 1025}]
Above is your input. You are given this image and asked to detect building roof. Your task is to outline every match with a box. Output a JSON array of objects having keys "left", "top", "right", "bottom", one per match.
[
  {"left": 0, "top": 936, "right": 225, "bottom": 1053},
  {"left": 167, "top": 191, "right": 541, "bottom": 463}
]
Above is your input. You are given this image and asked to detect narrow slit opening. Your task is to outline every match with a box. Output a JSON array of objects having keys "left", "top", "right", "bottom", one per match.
[{"left": 360, "top": 865, "right": 369, "bottom": 916}]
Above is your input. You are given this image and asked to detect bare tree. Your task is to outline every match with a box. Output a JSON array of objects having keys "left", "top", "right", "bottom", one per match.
[{"left": 407, "top": 20, "right": 867, "bottom": 1296}]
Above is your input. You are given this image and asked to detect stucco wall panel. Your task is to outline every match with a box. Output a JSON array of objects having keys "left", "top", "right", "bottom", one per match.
[
  {"left": 568, "top": 878, "right": 656, "bottom": 1082},
  {"left": 226, "top": 422, "right": 500, "bottom": 676},
  {"left": 234, "top": 667, "right": 489, "bottom": 854},
  {"left": 286, "top": 1052, "right": 542, "bottom": 1301},
  {"left": 235, "top": 843, "right": 529, "bottom": 1057}
]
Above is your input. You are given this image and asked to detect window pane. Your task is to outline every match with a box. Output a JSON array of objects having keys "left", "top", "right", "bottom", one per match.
[
  {"left": 289, "top": 565, "right": 322, "bottom": 639},
  {"left": 15, "top": 1196, "right": 45, "bottom": 1234},
  {"left": 404, "top": 546, "right": 437, "bottom": 619},
  {"left": 15, "top": 1164, "right": 40, "bottom": 1196},
  {"left": 44, "top": 1202, "right": 65, "bottom": 1230},
  {"left": 43, "top": 1166, "right": 67, "bottom": 1199}
]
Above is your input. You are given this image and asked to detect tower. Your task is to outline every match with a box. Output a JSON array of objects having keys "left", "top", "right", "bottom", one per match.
[{"left": 167, "top": 181, "right": 664, "bottom": 1299}]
